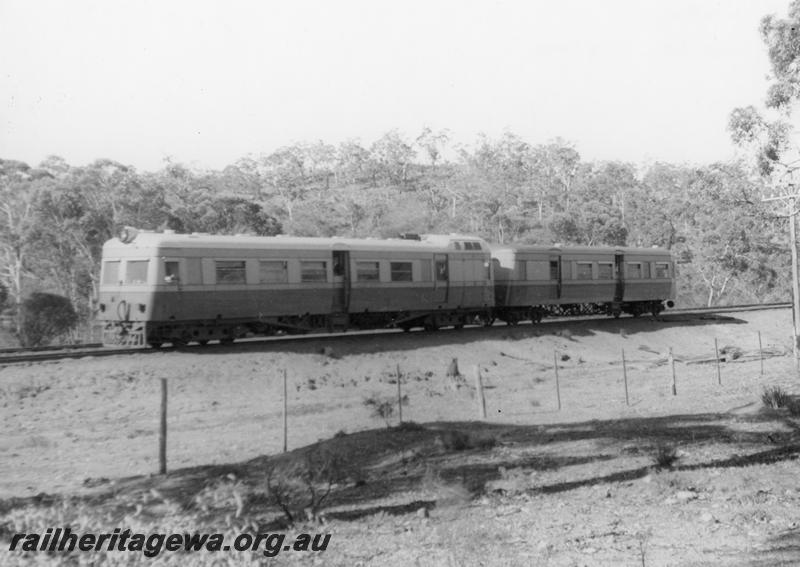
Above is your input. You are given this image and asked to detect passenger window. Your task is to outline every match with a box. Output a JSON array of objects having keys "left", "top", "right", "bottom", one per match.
[
  {"left": 356, "top": 261, "right": 380, "bottom": 281},
  {"left": 390, "top": 262, "right": 413, "bottom": 282},
  {"left": 576, "top": 262, "right": 593, "bottom": 280},
  {"left": 300, "top": 261, "right": 327, "bottom": 282},
  {"left": 102, "top": 261, "right": 120, "bottom": 285},
  {"left": 597, "top": 263, "right": 613, "bottom": 279},
  {"left": 627, "top": 263, "right": 642, "bottom": 279},
  {"left": 259, "top": 261, "right": 288, "bottom": 283},
  {"left": 654, "top": 262, "right": 670, "bottom": 278},
  {"left": 125, "top": 260, "right": 149, "bottom": 284},
  {"left": 165, "top": 261, "right": 180, "bottom": 283},
  {"left": 549, "top": 261, "right": 559, "bottom": 280},
  {"left": 215, "top": 260, "right": 245, "bottom": 284}
]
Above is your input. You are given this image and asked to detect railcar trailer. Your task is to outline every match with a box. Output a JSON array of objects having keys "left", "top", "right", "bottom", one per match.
[
  {"left": 492, "top": 244, "right": 676, "bottom": 322},
  {"left": 97, "top": 229, "right": 495, "bottom": 347}
]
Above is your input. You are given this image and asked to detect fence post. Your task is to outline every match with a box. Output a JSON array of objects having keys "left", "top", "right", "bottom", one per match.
[
  {"left": 474, "top": 365, "right": 487, "bottom": 419},
  {"left": 554, "top": 350, "right": 562, "bottom": 410},
  {"left": 396, "top": 363, "right": 403, "bottom": 424},
  {"left": 714, "top": 338, "right": 722, "bottom": 386},
  {"left": 282, "top": 369, "right": 288, "bottom": 453},
  {"left": 159, "top": 378, "right": 167, "bottom": 475},
  {"left": 622, "top": 348, "right": 630, "bottom": 406},
  {"left": 669, "top": 348, "right": 677, "bottom": 396},
  {"left": 758, "top": 331, "right": 764, "bottom": 376}
]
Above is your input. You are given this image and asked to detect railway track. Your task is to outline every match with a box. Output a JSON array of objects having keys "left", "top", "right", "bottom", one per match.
[{"left": 0, "top": 302, "right": 792, "bottom": 366}]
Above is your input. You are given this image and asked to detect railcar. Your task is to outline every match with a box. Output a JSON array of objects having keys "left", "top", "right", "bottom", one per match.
[
  {"left": 492, "top": 244, "right": 676, "bottom": 323},
  {"left": 97, "top": 229, "right": 494, "bottom": 347}
]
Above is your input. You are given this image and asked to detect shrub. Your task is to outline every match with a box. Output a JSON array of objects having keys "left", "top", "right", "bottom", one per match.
[
  {"left": 266, "top": 449, "right": 347, "bottom": 525},
  {"left": 437, "top": 430, "right": 497, "bottom": 452},
  {"left": 363, "top": 394, "right": 408, "bottom": 427},
  {"left": 652, "top": 444, "right": 679, "bottom": 469},
  {"left": 18, "top": 292, "right": 78, "bottom": 347},
  {"left": 761, "top": 385, "right": 790, "bottom": 409}
]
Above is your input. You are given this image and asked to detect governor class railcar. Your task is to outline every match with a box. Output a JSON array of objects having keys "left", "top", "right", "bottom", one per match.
[
  {"left": 97, "top": 229, "right": 495, "bottom": 347},
  {"left": 97, "top": 229, "right": 676, "bottom": 347}
]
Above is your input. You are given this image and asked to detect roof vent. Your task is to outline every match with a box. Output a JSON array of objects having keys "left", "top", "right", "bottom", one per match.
[{"left": 398, "top": 233, "right": 421, "bottom": 241}]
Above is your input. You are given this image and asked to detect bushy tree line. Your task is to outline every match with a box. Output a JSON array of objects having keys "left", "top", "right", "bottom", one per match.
[{"left": 0, "top": 127, "right": 790, "bottom": 343}]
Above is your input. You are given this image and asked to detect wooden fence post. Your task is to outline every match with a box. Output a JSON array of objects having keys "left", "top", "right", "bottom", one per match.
[
  {"left": 714, "top": 338, "right": 722, "bottom": 386},
  {"left": 669, "top": 348, "right": 677, "bottom": 396},
  {"left": 396, "top": 363, "right": 403, "bottom": 424},
  {"left": 758, "top": 331, "right": 764, "bottom": 376},
  {"left": 554, "top": 350, "right": 562, "bottom": 410},
  {"left": 282, "top": 369, "right": 288, "bottom": 453},
  {"left": 622, "top": 348, "right": 629, "bottom": 406},
  {"left": 159, "top": 378, "right": 167, "bottom": 475},
  {"left": 474, "top": 365, "right": 487, "bottom": 419}
]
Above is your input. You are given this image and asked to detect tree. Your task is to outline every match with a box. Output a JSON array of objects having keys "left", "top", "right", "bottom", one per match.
[{"left": 18, "top": 292, "right": 78, "bottom": 347}]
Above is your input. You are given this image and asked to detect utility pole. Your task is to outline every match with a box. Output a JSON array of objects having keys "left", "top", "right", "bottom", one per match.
[{"left": 764, "top": 181, "right": 800, "bottom": 368}]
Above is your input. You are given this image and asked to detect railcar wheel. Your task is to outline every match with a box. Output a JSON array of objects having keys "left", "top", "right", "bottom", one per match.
[
  {"left": 220, "top": 337, "right": 235, "bottom": 345},
  {"left": 197, "top": 340, "right": 209, "bottom": 346},
  {"left": 148, "top": 341, "right": 163, "bottom": 349},
  {"left": 424, "top": 322, "right": 439, "bottom": 332}
]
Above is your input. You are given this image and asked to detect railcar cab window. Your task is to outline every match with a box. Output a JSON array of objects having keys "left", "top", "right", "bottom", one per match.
[
  {"left": 215, "top": 260, "right": 245, "bottom": 284},
  {"left": 356, "top": 261, "right": 380, "bottom": 281},
  {"left": 654, "top": 262, "right": 670, "bottom": 278},
  {"left": 125, "top": 260, "right": 149, "bottom": 284},
  {"left": 390, "top": 262, "right": 413, "bottom": 282},
  {"left": 102, "top": 261, "right": 120, "bottom": 285},
  {"left": 259, "top": 260, "right": 288, "bottom": 283},
  {"left": 597, "top": 262, "right": 613, "bottom": 279},
  {"left": 300, "top": 261, "right": 327, "bottom": 282},
  {"left": 164, "top": 261, "right": 180, "bottom": 283}
]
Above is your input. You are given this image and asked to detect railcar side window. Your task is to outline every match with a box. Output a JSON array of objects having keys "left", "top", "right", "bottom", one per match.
[
  {"left": 654, "top": 262, "right": 670, "bottom": 278},
  {"left": 125, "top": 260, "right": 149, "bottom": 284},
  {"left": 390, "top": 262, "right": 413, "bottom": 282},
  {"left": 627, "top": 263, "right": 642, "bottom": 279},
  {"left": 576, "top": 262, "right": 593, "bottom": 280},
  {"left": 597, "top": 262, "right": 613, "bottom": 279},
  {"left": 356, "top": 261, "right": 380, "bottom": 281},
  {"left": 300, "top": 261, "right": 327, "bottom": 282},
  {"left": 165, "top": 261, "right": 180, "bottom": 283},
  {"left": 215, "top": 260, "right": 245, "bottom": 284},
  {"left": 515, "top": 261, "right": 527, "bottom": 280},
  {"left": 102, "top": 261, "right": 120, "bottom": 284},
  {"left": 259, "top": 260, "right": 288, "bottom": 283}
]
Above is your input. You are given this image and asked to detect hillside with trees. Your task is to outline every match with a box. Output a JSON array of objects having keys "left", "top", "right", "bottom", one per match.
[{"left": 0, "top": 128, "right": 790, "bottom": 343}]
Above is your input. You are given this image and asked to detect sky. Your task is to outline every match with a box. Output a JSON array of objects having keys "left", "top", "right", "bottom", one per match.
[{"left": 0, "top": 0, "right": 794, "bottom": 172}]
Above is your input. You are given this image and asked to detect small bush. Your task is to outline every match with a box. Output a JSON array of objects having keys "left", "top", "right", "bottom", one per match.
[
  {"left": 18, "top": 292, "right": 78, "bottom": 347},
  {"left": 363, "top": 394, "right": 408, "bottom": 427},
  {"left": 761, "top": 386, "right": 791, "bottom": 409},
  {"left": 437, "top": 430, "right": 497, "bottom": 452},
  {"left": 788, "top": 399, "right": 800, "bottom": 417},
  {"left": 652, "top": 444, "right": 679, "bottom": 469}
]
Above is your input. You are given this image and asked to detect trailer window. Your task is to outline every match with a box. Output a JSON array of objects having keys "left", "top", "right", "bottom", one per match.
[
  {"left": 102, "top": 261, "right": 120, "bottom": 284},
  {"left": 390, "top": 262, "right": 413, "bottom": 282},
  {"left": 597, "top": 262, "right": 613, "bottom": 279},
  {"left": 576, "top": 262, "right": 593, "bottom": 280},
  {"left": 215, "top": 260, "right": 246, "bottom": 284},
  {"left": 259, "top": 260, "right": 288, "bottom": 283},
  {"left": 356, "top": 261, "right": 380, "bottom": 281},
  {"left": 300, "top": 261, "right": 327, "bottom": 282},
  {"left": 125, "top": 260, "right": 149, "bottom": 284},
  {"left": 654, "top": 262, "right": 670, "bottom": 278},
  {"left": 627, "top": 263, "right": 642, "bottom": 279}
]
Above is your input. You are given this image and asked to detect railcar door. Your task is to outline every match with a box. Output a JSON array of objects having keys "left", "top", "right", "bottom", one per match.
[
  {"left": 434, "top": 254, "right": 449, "bottom": 304},
  {"left": 614, "top": 253, "right": 625, "bottom": 303},
  {"left": 550, "top": 255, "right": 562, "bottom": 299},
  {"left": 331, "top": 250, "right": 350, "bottom": 312}
]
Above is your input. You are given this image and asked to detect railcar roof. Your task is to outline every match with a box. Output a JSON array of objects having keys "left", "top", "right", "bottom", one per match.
[
  {"left": 491, "top": 244, "right": 671, "bottom": 255},
  {"left": 103, "top": 231, "right": 490, "bottom": 253}
]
